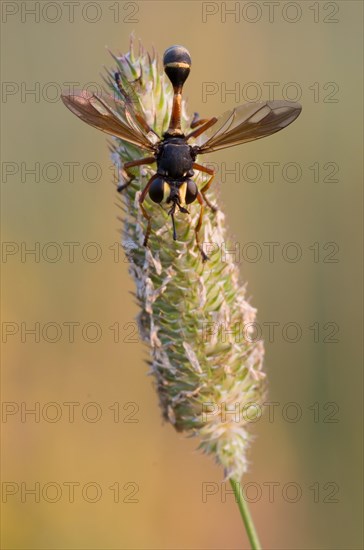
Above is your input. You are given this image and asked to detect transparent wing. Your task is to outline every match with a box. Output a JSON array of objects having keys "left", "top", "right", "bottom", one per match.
[
  {"left": 195, "top": 100, "right": 302, "bottom": 154},
  {"left": 61, "top": 90, "right": 158, "bottom": 151}
]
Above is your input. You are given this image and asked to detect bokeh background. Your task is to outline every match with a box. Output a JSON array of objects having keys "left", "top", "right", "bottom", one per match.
[{"left": 1, "top": 1, "right": 363, "bottom": 548}]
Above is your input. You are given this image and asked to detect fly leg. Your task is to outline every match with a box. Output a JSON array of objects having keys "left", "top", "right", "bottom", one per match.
[
  {"left": 192, "top": 163, "right": 217, "bottom": 212},
  {"left": 186, "top": 117, "right": 217, "bottom": 140},
  {"left": 117, "top": 157, "right": 155, "bottom": 192},
  {"left": 114, "top": 72, "right": 159, "bottom": 138},
  {"left": 195, "top": 192, "right": 208, "bottom": 262},
  {"left": 190, "top": 112, "right": 210, "bottom": 129},
  {"left": 139, "top": 174, "right": 159, "bottom": 246}
]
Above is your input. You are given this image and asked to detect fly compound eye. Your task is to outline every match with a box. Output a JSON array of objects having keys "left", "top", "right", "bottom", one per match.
[
  {"left": 185, "top": 179, "right": 198, "bottom": 204},
  {"left": 149, "top": 177, "right": 165, "bottom": 203}
]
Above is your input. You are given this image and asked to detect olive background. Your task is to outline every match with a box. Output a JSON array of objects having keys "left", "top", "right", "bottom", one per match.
[{"left": 1, "top": 1, "right": 363, "bottom": 549}]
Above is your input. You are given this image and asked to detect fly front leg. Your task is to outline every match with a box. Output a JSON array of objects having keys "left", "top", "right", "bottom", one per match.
[
  {"left": 195, "top": 192, "right": 208, "bottom": 262},
  {"left": 118, "top": 156, "right": 156, "bottom": 192},
  {"left": 139, "top": 173, "right": 159, "bottom": 246},
  {"left": 192, "top": 162, "right": 218, "bottom": 212}
]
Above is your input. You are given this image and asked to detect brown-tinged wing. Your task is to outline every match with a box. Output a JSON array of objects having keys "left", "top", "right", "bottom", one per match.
[
  {"left": 61, "top": 90, "right": 158, "bottom": 151},
  {"left": 194, "top": 100, "right": 302, "bottom": 154}
]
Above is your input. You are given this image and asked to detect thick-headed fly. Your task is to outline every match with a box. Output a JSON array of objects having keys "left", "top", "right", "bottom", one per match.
[{"left": 62, "top": 45, "right": 301, "bottom": 261}]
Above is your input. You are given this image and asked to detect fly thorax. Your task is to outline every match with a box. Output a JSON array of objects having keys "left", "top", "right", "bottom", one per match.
[{"left": 158, "top": 140, "right": 193, "bottom": 179}]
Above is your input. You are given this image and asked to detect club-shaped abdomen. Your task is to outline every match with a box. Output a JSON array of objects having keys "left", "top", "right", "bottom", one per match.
[
  {"left": 185, "top": 179, "right": 198, "bottom": 204},
  {"left": 163, "top": 46, "right": 191, "bottom": 136},
  {"left": 163, "top": 46, "right": 191, "bottom": 90},
  {"left": 149, "top": 177, "right": 166, "bottom": 203}
]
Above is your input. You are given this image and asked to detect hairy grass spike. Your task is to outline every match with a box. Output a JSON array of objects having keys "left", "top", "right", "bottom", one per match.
[{"left": 109, "top": 37, "right": 266, "bottom": 482}]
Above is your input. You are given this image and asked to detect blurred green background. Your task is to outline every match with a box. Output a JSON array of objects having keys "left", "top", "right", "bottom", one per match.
[{"left": 1, "top": 1, "right": 363, "bottom": 548}]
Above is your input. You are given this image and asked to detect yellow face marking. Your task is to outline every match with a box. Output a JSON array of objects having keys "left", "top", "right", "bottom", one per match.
[
  {"left": 163, "top": 182, "right": 170, "bottom": 201},
  {"left": 179, "top": 182, "right": 187, "bottom": 204}
]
